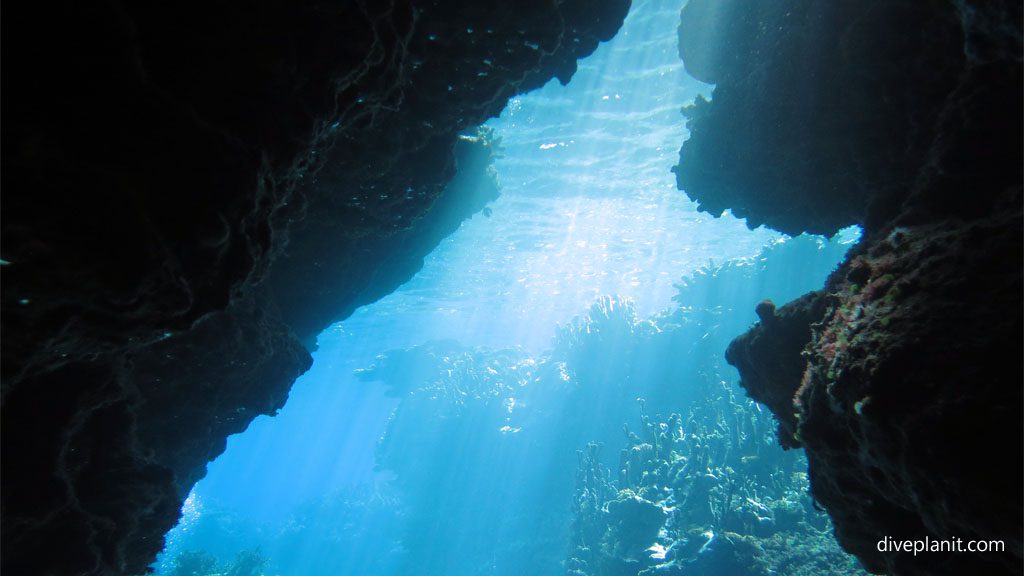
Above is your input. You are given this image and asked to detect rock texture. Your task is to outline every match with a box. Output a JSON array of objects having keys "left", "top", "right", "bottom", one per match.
[
  {"left": 1, "top": 1, "right": 630, "bottom": 574},
  {"left": 678, "top": 0, "right": 1023, "bottom": 575},
  {"left": 726, "top": 292, "right": 825, "bottom": 450}
]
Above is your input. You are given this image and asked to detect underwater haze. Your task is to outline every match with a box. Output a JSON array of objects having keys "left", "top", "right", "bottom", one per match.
[{"left": 154, "top": 1, "right": 867, "bottom": 575}]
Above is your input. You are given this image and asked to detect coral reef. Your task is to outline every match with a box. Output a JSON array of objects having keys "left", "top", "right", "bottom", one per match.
[
  {"left": 349, "top": 236, "right": 854, "bottom": 576},
  {"left": 565, "top": 412, "right": 865, "bottom": 576},
  {"left": 168, "top": 549, "right": 266, "bottom": 576},
  {"left": 1, "top": 1, "right": 631, "bottom": 573},
  {"left": 157, "top": 485, "right": 402, "bottom": 576},
  {"left": 357, "top": 340, "right": 569, "bottom": 576},
  {"left": 676, "top": 0, "right": 1023, "bottom": 574}
]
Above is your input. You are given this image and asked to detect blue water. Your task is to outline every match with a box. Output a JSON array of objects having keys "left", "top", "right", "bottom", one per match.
[{"left": 154, "top": 1, "right": 864, "bottom": 574}]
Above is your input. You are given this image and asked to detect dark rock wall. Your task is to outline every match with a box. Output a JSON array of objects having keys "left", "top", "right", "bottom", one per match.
[
  {"left": 1, "top": 1, "right": 630, "bottom": 574},
  {"left": 674, "top": 0, "right": 965, "bottom": 236},
  {"left": 798, "top": 214, "right": 1022, "bottom": 576},
  {"left": 677, "top": 1, "right": 1022, "bottom": 575}
]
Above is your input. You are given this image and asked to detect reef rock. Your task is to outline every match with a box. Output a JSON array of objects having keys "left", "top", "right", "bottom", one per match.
[
  {"left": 725, "top": 292, "right": 825, "bottom": 449},
  {"left": 798, "top": 214, "right": 1022, "bottom": 576},
  {"left": 674, "top": 0, "right": 964, "bottom": 236},
  {"left": 1, "top": 0, "right": 630, "bottom": 574},
  {"left": 605, "top": 491, "right": 668, "bottom": 560},
  {"left": 678, "top": 0, "right": 1023, "bottom": 574}
]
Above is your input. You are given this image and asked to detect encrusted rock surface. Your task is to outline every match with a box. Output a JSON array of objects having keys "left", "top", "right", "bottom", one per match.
[
  {"left": 725, "top": 292, "right": 825, "bottom": 450},
  {"left": 1, "top": 1, "right": 630, "bottom": 574},
  {"left": 678, "top": 0, "right": 1022, "bottom": 574},
  {"left": 798, "top": 214, "right": 1022, "bottom": 576}
]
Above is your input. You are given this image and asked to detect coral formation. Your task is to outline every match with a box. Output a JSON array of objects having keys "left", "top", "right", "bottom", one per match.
[
  {"left": 565, "top": 411, "right": 865, "bottom": 576},
  {"left": 168, "top": 549, "right": 266, "bottom": 576},
  {"left": 676, "top": 0, "right": 1023, "bottom": 574}
]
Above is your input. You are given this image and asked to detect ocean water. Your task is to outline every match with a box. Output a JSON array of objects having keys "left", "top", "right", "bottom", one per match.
[{"left": 153, "top": 1, "right": 865, "bottom": 575}]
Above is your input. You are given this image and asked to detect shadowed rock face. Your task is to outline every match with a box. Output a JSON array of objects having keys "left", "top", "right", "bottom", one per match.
[
  {"left": 679, "top": 1, "right": 1022, "bottom": 574},
  {"left": 725, "top": 292, "right": 826, "bottom": 450},
  {"left": 1, "top": 0, "right": 630, "bottom": 574},
  {"left": 674, "top": 0, "right": 964, "bottom": 236}
]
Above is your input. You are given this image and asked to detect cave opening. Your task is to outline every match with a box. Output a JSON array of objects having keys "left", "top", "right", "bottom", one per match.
[
  {"left": 4, "top": 0, "right": 1020, "bottom": 572},
  {"left": 150, "top": 1, "right": 862, "bottom": 574}
]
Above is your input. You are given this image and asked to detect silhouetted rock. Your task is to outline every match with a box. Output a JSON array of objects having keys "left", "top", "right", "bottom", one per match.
[
  {"left": 680, "top": 1, "right": 1023, "bottom": 574},
  {"left": 1, "top": 1, "right": 630, "bottom": 573},
  {"left": 726, "top": 292, "right": 825, "bottom": 449},
  {"left": 674, "top": 0, "right": 963, "bottom": 236}
]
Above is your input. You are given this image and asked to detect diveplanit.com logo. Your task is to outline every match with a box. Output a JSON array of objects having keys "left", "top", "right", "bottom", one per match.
[{"left": 877, "top": 536, "right": 1006, "bottom": 556}]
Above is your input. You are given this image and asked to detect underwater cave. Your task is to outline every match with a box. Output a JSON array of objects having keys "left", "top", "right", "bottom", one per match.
[{"left": 2, "top": 1, "right": 1021, "bottom": 576}]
